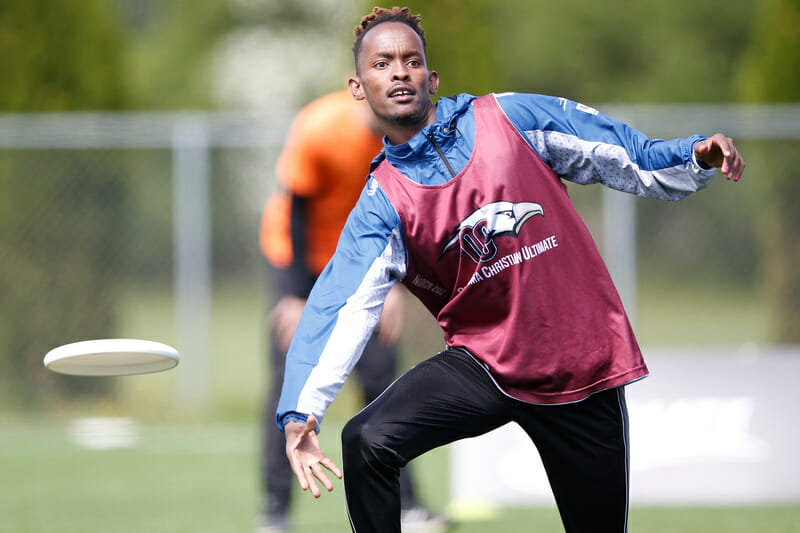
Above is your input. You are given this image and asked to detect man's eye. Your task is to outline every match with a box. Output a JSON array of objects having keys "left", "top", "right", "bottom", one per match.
[
  {"left": 375, "top": 61, "right": 388, "bottom": 68},
  {"left": 408, "top": 60, "right": 421, "bottom": 67}
]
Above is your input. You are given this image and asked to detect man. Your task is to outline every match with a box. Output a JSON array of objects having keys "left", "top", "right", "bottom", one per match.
[
  {"left": 258, "top": 90, "right": 446, "bottom": 532},
  {"left": 277, "top": 7, "right": 745, "bottom": 533}
]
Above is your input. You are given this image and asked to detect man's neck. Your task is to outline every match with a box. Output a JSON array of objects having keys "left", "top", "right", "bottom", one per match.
[
  {"left": 384, "top": 124, "right": 426, "bottom": 146},
  {"left": 383, "top": 105, "right": 438, "bottom": 146}
]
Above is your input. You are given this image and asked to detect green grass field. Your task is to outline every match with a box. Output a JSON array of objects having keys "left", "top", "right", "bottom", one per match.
[
  {"left": 2, "top": 279, "right": 796, "bottom": 532},
  {"left": 1, "top": 417, "right": 799, "bottom": 532}
]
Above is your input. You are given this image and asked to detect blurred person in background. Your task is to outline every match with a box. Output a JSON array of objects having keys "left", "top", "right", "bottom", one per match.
[
  {"left": 258, "top": 90, "right": 449, "bottom": 533},
  {"left": 276, "top": 7, "right": 745, "bottom": 533}
]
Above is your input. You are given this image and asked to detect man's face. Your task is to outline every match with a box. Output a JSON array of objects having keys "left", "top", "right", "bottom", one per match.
[{"left": 349, "top": 22, "right": 439, "bottom": 131}]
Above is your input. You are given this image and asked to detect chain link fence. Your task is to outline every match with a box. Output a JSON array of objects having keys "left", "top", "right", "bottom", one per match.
[{"left": 1, "top": 105, "right": 797, "bottom": 413}]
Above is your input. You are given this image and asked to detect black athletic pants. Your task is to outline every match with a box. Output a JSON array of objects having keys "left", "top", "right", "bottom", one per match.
[{"left": 342, "top": 348, "right": 630, "bottom": 533}]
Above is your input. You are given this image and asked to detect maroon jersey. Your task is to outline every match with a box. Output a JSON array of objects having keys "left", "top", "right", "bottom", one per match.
[{"left": 371, "top": 95, "right": 647, "bottom": 404}]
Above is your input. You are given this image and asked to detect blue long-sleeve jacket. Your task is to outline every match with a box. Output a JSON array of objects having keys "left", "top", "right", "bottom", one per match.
[{"left": 276, "top": 92, "right": 715, "bottom": 431}]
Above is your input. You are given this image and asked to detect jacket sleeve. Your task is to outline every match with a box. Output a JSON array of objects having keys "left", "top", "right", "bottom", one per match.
[
  {"left": 276, "top": 178, "right": 406, "bottom": 431},
  {"left": 496, "top": 92, "right": 716, "bottom": 201}
]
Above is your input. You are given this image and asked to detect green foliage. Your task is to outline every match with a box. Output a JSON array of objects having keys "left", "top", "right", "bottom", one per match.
[
  {"left": 119, "top": 0, "right": 355, "bottom": 109},
  {"left": 359, "top": 0, "right": 755, "bottom": 103},
  {"left": 495, "top": 0, "right": 754, "bottom": 103},
  {"left": 119, "top": 0, "right": 236, "bottom": 109},
  {"left": 0, "top": 0, "right": 126, "bottom": 110},
  {"left": 736, "top": 0, "right": 800, "bottom": 342},
  {"left": 737, "top": 0, "right": 800, "bottom": 102},
  {"left": 399, "top": 0, "right": 511, "bottom": 97}
]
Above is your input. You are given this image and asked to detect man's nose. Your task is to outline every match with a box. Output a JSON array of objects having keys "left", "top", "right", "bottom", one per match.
[{"left": 391, "top": 62, "right": 410, "bottom": 80}]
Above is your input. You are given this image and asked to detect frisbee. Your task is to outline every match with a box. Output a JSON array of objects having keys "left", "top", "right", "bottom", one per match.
[{"left": 44, "top": 338, "right": 180, "bottom": 376}]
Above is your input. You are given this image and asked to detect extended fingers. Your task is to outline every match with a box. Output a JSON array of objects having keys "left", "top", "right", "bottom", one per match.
[
  {"left": 289, "top": 452, "right": 325, "bottom": 497},
  {"left": 304, "top": 462, "right": 323, "bottom": 497},
  {"left": 310, "top": 462, "right": 335, "bottom": 492},
  {"left": 307, "top": 454, "right": 342, "bottom": 489},
  {"left": 695, "top": 134, "right": 744, "bottom": 182},
  {"left": 727, "top": 147, "right": 745, "bottom": 182},
  {"left": 718, "top": 136, "right": 744, "bottom": 181},
  {"left": 284, "top": 415, "right": 340, "bottom": 498},
  {"left": 288, "top": 452, "right": 310, "bottom": 491},
  {"left": 319, "top": 456, "right": 343, "bottom": 479},
  {"left": 300, "top": 459, "right": 338, "bottom": 497}
]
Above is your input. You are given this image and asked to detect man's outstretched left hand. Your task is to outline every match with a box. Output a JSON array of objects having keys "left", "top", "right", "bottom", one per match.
[{"left": 694, "top": 133, "right": 745, "bottom": 182}]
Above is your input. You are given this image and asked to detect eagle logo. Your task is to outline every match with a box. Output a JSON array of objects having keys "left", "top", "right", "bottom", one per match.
[{"left": 440, "top": 201, "right": 544, "bottom": 263}]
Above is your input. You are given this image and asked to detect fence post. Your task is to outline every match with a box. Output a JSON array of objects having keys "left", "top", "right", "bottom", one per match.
[
  {"left": 172, "top": 116, "right": 212, "bottom": 406},
  {"left": 602, "top": 188, "right": 637, "bottom": 326}
]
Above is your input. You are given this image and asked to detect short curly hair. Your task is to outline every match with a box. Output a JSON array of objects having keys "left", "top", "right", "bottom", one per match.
[{"left": 352, "top": 7, "right": 427, "bottom": 66}]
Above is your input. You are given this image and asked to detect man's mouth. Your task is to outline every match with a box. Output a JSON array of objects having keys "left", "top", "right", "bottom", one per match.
[{"left": 388, "top": 86, "right": 415, "bottom": 99}]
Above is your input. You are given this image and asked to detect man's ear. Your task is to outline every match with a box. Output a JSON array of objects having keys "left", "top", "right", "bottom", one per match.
[
  {"left": 348, "top": 76, "right": 365, "bottom": 100},
  {"left": 428, "top": 70, "right": 439, "bottom": 95}
]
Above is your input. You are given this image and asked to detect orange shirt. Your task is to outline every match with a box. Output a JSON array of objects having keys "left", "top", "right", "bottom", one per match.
[{"left": 260, "top": 91, "right": 384, "bottom": 275}]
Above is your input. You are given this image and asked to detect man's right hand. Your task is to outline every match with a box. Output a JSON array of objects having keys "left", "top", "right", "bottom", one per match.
[{"left": 284, "top": 415, "right": 343, "bottom": 498}]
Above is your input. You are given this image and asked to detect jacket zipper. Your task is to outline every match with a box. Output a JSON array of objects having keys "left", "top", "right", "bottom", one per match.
[{"left": 428, "top": 132, "right": 458, "bottom": 178}]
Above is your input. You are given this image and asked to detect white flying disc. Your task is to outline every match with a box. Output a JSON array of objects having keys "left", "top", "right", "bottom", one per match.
[{"left": 44, "top": 338, "right": 180, "bottom": 376}]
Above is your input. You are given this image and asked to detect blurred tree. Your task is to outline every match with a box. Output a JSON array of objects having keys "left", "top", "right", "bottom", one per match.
[
  {"left": 357, "top": 0, "right": 754, "bottom": 103},
  {"left": 118, "top": 0, "right": 235, "bottom": 109},
  {"left": 490, "top": 0, "right": 755, "bottom": 104},
  {"left": 0, "top": 0, "right": 126, "bottom": 110},
  {"left": 119, "top": 0, "right": 360, "bottom": 109},
  {"left": 398, "top": 0, "right": 511, "bottom": 97},
  {"left": 0, "top": 0, "right": 127, "bottom": 403},
  {"left": 736, "top": 0, "right": 800, "bottom": 343}
]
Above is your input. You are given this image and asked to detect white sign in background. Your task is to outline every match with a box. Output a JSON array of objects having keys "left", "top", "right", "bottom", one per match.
[{"left": 449, "top": 347, "right": 800, "bottom": 507}]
